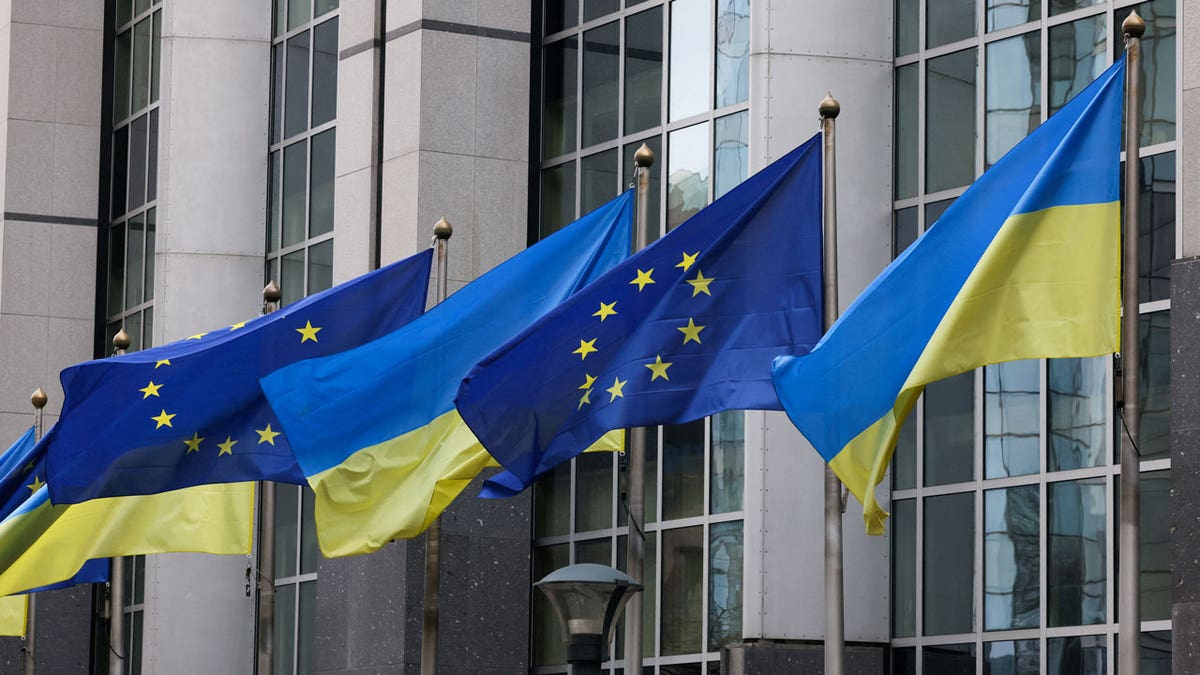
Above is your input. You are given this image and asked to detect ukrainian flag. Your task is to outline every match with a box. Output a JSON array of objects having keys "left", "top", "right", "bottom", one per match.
[
  {"left": 262, "top": 192, "right": 634, "bottom": 556},
  {"left": 772, "top": 57, "right": 1125, "bottom": 535}
]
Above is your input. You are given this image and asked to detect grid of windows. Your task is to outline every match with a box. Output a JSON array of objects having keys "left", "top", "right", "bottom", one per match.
[
  {"left": 890, "top": 0, "right": 1176, "bottom": 671},
  {"left": 535, "top": 2, "right": 749, "bottom": 672}
]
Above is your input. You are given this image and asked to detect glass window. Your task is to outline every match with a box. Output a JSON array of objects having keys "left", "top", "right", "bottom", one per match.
[
  {"left": 307, "top": 240, "right": 333, "bottom": 295},
  {"left": 713, "top": 111, "right": 748, "bottom": 200},
  {"left": 296, "top": 581, "right": 316, "bottom": 673},
  {"left": 1138, "top": 310, "right": 1170, "bottom": 459},
  {"left": 1048, "top": 14, "right": 1105, "bottom": 114},
  {"left": 926, "top": 49, "right": 977, "bottom": 193},
  {"left": 151, "top": 12, "right": 160, "bottom": 103},
  {"left": 1050, "top": 0, "right": 1100, "bottom": 15},
  {"left": 615, "top": 531, "right": 657, "bottom": 658},
  {"left": 540, "top": 161, "right": 577, "bottom": 237},
  {"left": 924, "top": 371, "right": 974, "bottom": 486},
  {"left": 272, "top": 43, "right": 285, "bottom": 144},
  {"left": 534, "top": 461, "right": 571, "bottom": 537},
  {"left": 986, "top": 32, "right": 1040, "bottom": 167},
  {"left": 315, "top": 0, "right": 338, "bottom": 18},
  {"left": 661, "top": 525, "right": 703, "bottom": 655},
  {"left": 1047, "top": 635, "right": 1106, "bottom": 673},
  {"left": 669, "top": 0, "right": 712, "bottom": 121},
  {"left": 288, "top": 0, "right": 312, "bottom": 31},
  {"left": 1139, "top": 470, "right": 1172, "bottom": 621},
  {"left": 584, "top": 0, "right": 619, "bottom": 22},
  {"left": 619, "top": 428, "right": 659, "bottom": 526},
  {"left": 894, "top": 207, "right": 918, "bottom": 260},
  {"left": 1134, "top": 152, "right": 1175, "bottom": 303},
  {"left": 667, "top": 122, "right": 710, "bottom": 230},
  {"left": 144, "top": 208, "right": 156, "bottom": 301},
  {"left": 545, "top": 0, "right": 579, "bottom": 34},
  {"left": 108, "top": 224, "right": 126, "bottom": 317},
  {"left": 985, "top": 639, "right": 1039, "bottom": 674},
  {"left": 582, "top": 22, "right": 619, "bottom": 147},
  {"left": 925, "top": 197, "right": 956, "bottom": 228},
  {"left": 311, "top": 18, "right": 338, "bottom": 128},
  {"left": 925, "top": 643, "right": 976, "bottom": 671},
  {"left": 126, "top": 215, "right": 145, "bottom": 309},
  {"left": 896, "top": 0, "right": 918, "bottom": 56},
  {"left": 275, "top": 483, "right": 300, "bottom": 580},
  {"left": 709, "top": 411, "right": 744, "bottom": 514},
  {"left": 299, "top": 487, "right": 318, "bottom": 573},
  {"left": 1048, "top": 357, "right": 1107, "bottom": 471},
  {"left": 895, "top": 64, "right": 919, "bottom": 200},
  {"left": 580, "top": 149, "right": 619, "bottom": 214},
  {"left": 281, "top": 249, "right": 305, "bottom": 306},
  {"left": 309, "top": 129, "right": 335, "bottom": 238},
  {"left": 892, "top": 405, "right": 917, "bottom": 489},
  {"left": 988, "top": 0, "right": 1038, "bottom": 32},
  {"left": 147, "top": 110, "right": 158, "bottom": 202},
  {"left": 1047, "top": 478, "right": 1106, "bottom": 626},
  {"left": 128, "top": 114, "right": 148, "bottom": 211},
  {"left": 1116, "top": 0, "right": 1176, "bottom": 146},
  {"left": 924, "top": 492, "right": 974, "bottom": 635},
  {"left": 282, "top": 140, "right": 308, "bottom": 248},
  {"left": 893, "top": 647, "right": 917, "bottom": 675},
  {"left": 714, "top": 0, "right": 749, "bottom": 108},
  {"left": 575, "top": 451, "right": 614, "bottom": 532},
  {"left": 984, "top": 485, "right": 1039, "bottom": 630},
  {"left": 1141, "top": 631, "right": 1172, "bottom": 674},
  {"left": 625, "top": 7, "right": 663, "bottom": 135},
  {"left": 115, "top": 30, "right": 132, "bottom": 122},
  {"left": 927, "top": 0, "right": 976, "bottom": 48},
  {"left": 285, "top": 31, "right": 311, "bottom": 139},
  {"left": 707, "top": 520, "right": 743, "bottom": 650},
  {"left": 533, "top": 544, "right": 569, "bottom": 665},
  {"left": 663, "top": 420, "right": 705, "bottom": 520},
  {"left": 112, "top": 125, "right": 129, "bottom": 218},
  {"left": 984, "top": 360, "right": 1040, "bottom": 478},
  {"left": 576, "top": 537, "right": 612, "bottom": 565},
  {"left": 132, "top": 17, "right": 151, "bottom": 112},
  {"left": 892, "top": 499, "right": 916, "bottom": 637}
]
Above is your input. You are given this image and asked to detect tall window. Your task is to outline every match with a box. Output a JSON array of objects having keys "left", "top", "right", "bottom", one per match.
[
  {"left": 890, "top": 1, "right": 1176, "bottom": 671},
  {"left": 534, "top": 1, "right": 750, "bottom": 671}
]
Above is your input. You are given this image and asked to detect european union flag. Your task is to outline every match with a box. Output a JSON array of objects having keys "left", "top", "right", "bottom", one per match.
[
  {"left": 457, "top": 134, "right": 823, "bottom": 494},
  {"left": 45, "top": 249, "right": 433, "bottom": 504}
]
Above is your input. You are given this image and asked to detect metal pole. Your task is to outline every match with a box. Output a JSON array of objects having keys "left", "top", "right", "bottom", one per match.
[
  {"left": 421, "top": 217, "right": 453, "bottom": 675},
  {"left": 257, "top": 281, "right": 282, "bottom": 675},
  {"left": 110, "top": 329, "right": 131, "bottom": 675},
  {"left": 623, "top": 142, "right": 654, "bottom": 674},
  {"left": 1118, "top": 11, "right": 1145, "bottom": 675},
  {"left": 818, "top": 94, "right": 845, "bottom": 675},
  {"left": 24, "top": 388, "right": 47, "bottom": 675}
]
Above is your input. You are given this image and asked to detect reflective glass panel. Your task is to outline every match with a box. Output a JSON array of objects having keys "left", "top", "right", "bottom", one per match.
[
  {"left": 1141, "top": 631, "right": 1172, "bottom": 674},
  {"left": 892, "top": 405, "right": 917, "bottom": 490},
  {"left": 708, "top": 521, "right": 743, "bottom": 650},
  {"left": 1048, "top": 357, "right": 1107, "bottom": 471},
  {"left": 545, "top": 0, "right": 579, "bottom": 34},
  {"left": 107, "top": 224, "right": 125, "bottom": 317},
  {"left": 285, "top": 31, "right": 311, "bottom": 139},
  {"left": 533, "top": 544, "right": 569, "bottom": 665},
  {"left": 661, "top": 525, "right": 703, "bottom": 655},
  {"left": 714, "top": 111, "right": 748, "bottom": 199},
  {"left": 663, "top": 420, "right": 704, "bottom": 520},
  {"left": 623, "top": 137, "right": 663, "bottom": 240},
  {"left": 1116, "top": 0, "right": 1176, "bottom": 146},
  {"left": 272, "top": 584, "right": 297, "bottom": 675},
  {"left": 924, "top": 492, "right": 974, "bottom": 635},
  {"left": 988, "top": 0, "right": 1038, "bottom": 32},
  {"left": 1139, "top": 310, "right": 1170, "bottom": 459},
  {"left": 667, "top": 122, "right": 710, "bottom": 230},
  {"left": 584, "top": 0, "right": 619, "bottom": 21},
  {"left": 715, "top": 0, "right": 749, "bottom": 107},
  {"left": 669, "top": 0, "right": 711, "bottom": 121},
  {"left": 271, "top": 43, "right": 285, "bottom": 144},
  {"left": 892, "top": 499, "right": 916, "bottom": 637},
  {"left": 924, "top": 370, "right": 975, "bottom": 486},
  {"left": 300, "top": 487, "right": 318, "bottom": 573},
  {"left": 281, "top": 249, "right": 305, "bottom": 307},
  {"left": 926, "top": 197, "right": 956, "bottom": 228},
  {"left": 984, "top": 486, "right": 1039, "bottom": 630},
  {"left": 987, "top": 32, "right": 1040, "bottom": 167},
  {"left": 540, "top": 161, "right": 577, "bottom": 237},
  {"left": 895, "top": 64, "right": 918, "bottom": 200},
  {"left": 315, "top": 0, "right": 338, "bottom": 18},
  {"left": 1140, "top": 470, "right": 1171, "bottom": 620},
  {"left": 1048, "top": 14, "right": 1105, "bottom": 114},
  {"left": 624, "top": 7, "right": 663, "bottom": 135},
  {"left": 580, "top": 149, "right": 619, "bottom": 214},
  {"left": 297, "top": 581, "right": 316, "bottom": 673},
  {"left": 274, "top": 483, "right": 300, "bottom": 579},
  {"left": 619, "top": 427, "right": 659, "bottom": 525},
  {"left": 309, "top": 129, "right": 335, "bottom": 237},
  {"left": 144, "top": 208, "right": 155, "bottom": 301},
  {"left": 132, "top": 18, "right": 151, "bottom": 112},
  {"left": 151, "top": 12, "right": 160, "bottom": 103},
  {"left": 115, "top": 30, "right": 131, "bottom": 122},
  {"left": 1048, "top": 478, "right": 1106, "bottom": 626},
  {"left": 282, "top": 140, "right": 308, "bottom": 248},
  {"left": 1050, "top": 0, "right": 1100, "bottom": 15},
  {"left": 268, "top": 151, "right": 282, "bottom": 252},
  {"left": 112, "top": 125, "right": 129, "bottom": 218},
  {"left": 924, "top": 643, "right": 976, "bottom": 671},
  {"left": 985, "top": 639, "right": 1040, "bottom": 675},
  {"left": 927, "top": 0, "right": 976, "bottom": 48},
  {"left": 147, "top": 109, "right": 158, "bottom": 202},
  {"left": 288, "top": 0, "right": 311, "bottom": 31},
  {"left": 985, "top": 360, "right": 1040, "bottom": 478},
  {"left": 575, "top": 451, "right": 614, "bottom": 532},
  {"left": 615, "top": 531, "right": 656, "bottom": 658},
  {"left": 1134, "top": 152, "right": 1175, "bottom": 303},
  {"left": 576, "top": 537, "right": 611, "bottom": 565},
  {"left": 126, "top": 214, "right": 144, "bottom": 309},
  {"left": 926, "top": 49, "right": 977, "bottom": 193},
  {"left": 896, "top": 0, "right": 918, "bottom": 56},
  {"left": 127, "top": 114, "right": 148, "bottom": 211},
  {"left": 893, "top": 647, "right": 916, "bottom": 675},
  {"left": 1047, "top": 635, "right": 1105, "bottom": 674},
  {"left": 710, "top": 410, "right": 744, "bottom": 514},
  {"left": 534, "top": 461, "right": 571, "bottom": 537},
  {"left": 893, "top": 206, "right": 918, "bottom": 260},
  {"left": 312, "top": 17, "right": 338, "bottom": 128},
  {"left": 582, "top": 22, "right": 619, "bottom": 147},
  {"left": 307, "top": 240, "right": 333, "bottom": 294}
]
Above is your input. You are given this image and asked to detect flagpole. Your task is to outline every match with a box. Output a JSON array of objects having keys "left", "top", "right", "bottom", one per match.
[
  {"left": 818, "top": 93, "right": 845, "bottom": 675},
  {"left": 623, "top": 142, "right": 654, "bottom": 674},
  {"left": 421, "top": 217, "right": 452, "bottom": 675},
  {"left": 1118, "top": 10, "right": 1145, "bottom": 675},
  {"left": 109, "top": 328, "right": 130, "bottom": 675},
  {"left": 24, "top": 388, "right": 47, "bottom": 675},
  {"left": 257, "top": 281, "right": 282, "bottom": 675}
]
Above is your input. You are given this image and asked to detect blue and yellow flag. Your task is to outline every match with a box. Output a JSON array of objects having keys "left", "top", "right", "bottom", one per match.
[
  {"left": 44, "top": 250, "right": 433, "bottom": 504},
  {"left": 457, "top": 135, "right": 823, "bottom": 495},
  {"left": 261, "top": 192, "right": 634, "bottom": 556},
  {"left": 772, "top": 58, "right": 1125, "bottom": 535}
]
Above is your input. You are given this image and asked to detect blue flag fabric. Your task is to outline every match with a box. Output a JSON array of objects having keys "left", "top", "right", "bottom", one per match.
[
  {"left": 45, "top": 249, "right": 434, "bottom": 504},
  {"left": 457, "top": 134, "right": 823, "bottom": 495}
]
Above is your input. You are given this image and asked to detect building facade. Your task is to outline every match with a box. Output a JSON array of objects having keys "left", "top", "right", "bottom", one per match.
[{"left": 0, "top": 0, "right": 1192, "bottom": 673}]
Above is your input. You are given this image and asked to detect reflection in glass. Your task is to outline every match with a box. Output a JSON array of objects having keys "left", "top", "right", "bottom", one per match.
[
  {"left": 282, "top": 140, "right": 308, "bottom": 248},
  {"left": 926, "top": 49, "right": 977, "bottom": 193},
  {"left": 896, "top": 0, "right": 918, "bottom": 56},
  {"left": 534, "top": 461, "right": 570, "bottom": 537},
  {"left": 272, "top": 583, "right": 297, "bottom": 675},
  {"left": 661, "top": 526, "right": 703, "bottom": 655},
  {"left": 144, "top": 208, "right": 155, "bottom": 301},
  {"left": 892, "top": 499, "right": 916, "bottom": 638},
  {"left": 892, "top": 405, "right": 917, "bottom": 490},
  {"left": 115, "top": 30, "right": 131, "bottom": 122},
  {"left": 147, "top": 109, "right": 159, "bottom": 202},
  {"left": 620, "top": 427, "right": 659, "bottom": 525},
  {"left": 924, "top": 643, "right": 975, "bottom": 672},
  {"left": 151, "top": 12, "right": 160, "bottom": 103},
  {"left": 112, "top": 125, "right": 129, "bottom": 218},
  {"left": 984, "top": 486, "right": 1039, "bottom": 630},
  {"left": 128, "top": 114, "right": 148, "bottom": 211},
  {"left": 667, "top": 123, "right": 710, "bottom": 230},
  {"left": 715, "top": 0, "right": 749, "bottom": 107},
  {"left": 580, "top": 149, "right": 618, "bottom": 214},
  {"left": 315, "top": 0, "right": 338, "bottom": 17},
  {"left": 575, "top": 451, "right": 613, "bottom": 532},
  {"left": 545, "top": 0, "right": 579, "bottom": 34},
  {"left": 1048, "top": 357, "right": 1107, "bottom": 471},
  {"left": 925, "top": 198, "right": 956, "bottom": 228},
  {"left": 708, "top": 521, "right": 743, "bottom": 650},
  {"left": 985, "top": 360, "right": 1040, "bottom": 478},
  {"left": 126, "top": 215, "right": 144, "bottom": 309},
  {"left": 108, "top": 224, "right": 125, "bottom": 317},
  {"left": 1048, "top": 15, "right": 1105, "bottom": 114},
  {"left": 1116, "top": 0, "right": 1176, "bottom": 146},
  {"left": 615, "top": 531, "right": 656, "bottom": 658},
  {"left": 1142, "top": 631, "right": 1172, "bottom": 674},
  {"left": 624, "top": 137, "right": 663, "bottom": 240},
  {"left": 583, "top": 0, "right": 618, "bottom": 21},
  {"left": 288, "top": 0, "right": 312, "bottom": 31},
  {"left": 274, "top": 483, "right": 300, "bottom": 579},
  {"left": 268, "top": 151, "right": 281, "bottom": 252},
  {"left": 271, "top": 43, "right": 284, "bottom": 144},
  {"left": 1140, "top": 471, "right": 1171, "bottom": 620},
  {"left": 663, "top": 420, "right": 704, "bottom": 520},
  {"left": 1049, "top": 0, "right": 1100, "bottom": 15},
  {"left": 893, "top": 647, "right": 916, "bottom": 675},
  {"left": 307, "top": 240, "right": 332, "bottom": 294},
  {"left": 541, "top": 161, "right": 577, "bottom": 237},
  {"left": 133, "top": 18, "right": 151, "bottom": 112},
  {"left": 1133, "top": 152, "right": 1175, "bottom": 303},
  {"left": 625, "top": 7, "right": 662, "bottom": 135},
  {"left": 987, "top": 33, "right": 1040, "bottom": 167},
  {"left": 1048, "top": 478, "right": 1105, "bottom": 626},
  {"left": 312, "top": 17, "right": 338, "bottom": 128},
  {"left": 285, "top": 31, "right": 311, "bottom": 139},
  {"left": 1047, "top": 635, "right": 1105, "bottom": 674},
  {"left": 985, "top": 639, "right": 1040, "bottom": 675},
  {"left": 710, "top": 411, "right": 744, "bottom": 514},
  {"left": 281, "top": 250, "right": 305, "bottom": 307},
  {"left": 893, "top": 207, "right": 918, "bottom": 260},
  {"left": 297, "top": 581, "right": 316, "bottom": 673},
  {"left": 299, "top": 488, "right": 317, "bottom": 573},
  {"left": 669, "top": 0, "right": 711, "bottom": 121},
  {"left": 309, "top": 129, "right": 335, "bottom": 237},
  {"left": 924, "top": 371, "right": 974, "bottom": 486},
  {"left": 895, "top": 64, "right": 918, "bottom": 200},
  {"left": 582, "top": 22, "right": 619, "bottom": 147},
  {"left": 543, "top": 38, "right": 578, "bottom": 159},
  {"left": 924, "top": 492, "right": 974, "bottom": 635},
  {"left": 575, "top": 537, "right": 611, "bottom": 565},
  {"left": 533, "top": 544, "right": 569, "bottom": 665},
  {"left": 1139, "top": 311, "right": 1170, "bottom": 459},
  {"left": 927, "top": 0, "right": 976, "bottom": 48},
  {"left": 714, "top": 112, "right": 748, "bottom": 199},
  {"left": 988, "top": 0, "right": 1038, "bottom": 32}
]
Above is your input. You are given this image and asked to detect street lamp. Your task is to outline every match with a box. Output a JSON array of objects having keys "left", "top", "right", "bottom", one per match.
[{"left": 535, "top": 563, "right": 643, "bottom": 675}]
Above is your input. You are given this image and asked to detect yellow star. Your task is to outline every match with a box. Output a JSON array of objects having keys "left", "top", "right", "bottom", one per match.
[
  {"left": 217, "top": 436, "right": 237, "bottom": 456},
  {"left": 256, "top": 424, "right": 281, "bottom": 446},
  {"left": 629, "top": 268, "right": 655, "bottom": 291},
  {"left": 296, "top": 321, "right": 322, "bottom": 343},
  {"left": 152, "top": 409, "right": 176, "bottom": 429},
  {"left": 187, "top": 332, "right": 208, "bottom": 340},
  {"left": 154, "top": 359, "right": 171, "bottom": 369},
  {"left": 579, "top": 373, "right": 597, "bottom": 390},
  {"left": 26, "top": 476, "right": 44, "bottom": 493},
  {"left": 687, "top": 270, "right": 714, "bottom": 297},
  {"left": 183, "top": 433, "right": 204, "bottom": 454},
  {"left": 676, "top": 251, "right": 699, "bottom": 271},
  {"left": 573, "top": 338, "right": 598, "bottom": 360},
  {"left": 593, "top": 301, "right": 617, "bottom": 322},
  {"left": 139, "top": 381, "right": 163, "bottom": 398},
  {"left": 230, "top": 320, "right": 247, "bottom": 330},
  {"left": 678, "top": 318, "right": 705, "bottom": 345},
  {"left": 645, "top": 355, "right": 673, "bottom": 381},
  {"left": 606, "top": 377, "right": 627, "bottom": 401},
  {"left": 578, "top": 388, "right": 593, "bottom": 410}
]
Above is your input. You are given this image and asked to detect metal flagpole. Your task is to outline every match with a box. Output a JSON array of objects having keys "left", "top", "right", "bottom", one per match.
[
  {"left": 421, "top": 217, "right": 453, "bottom": 675},
  {"left": 24, "top": 387, "right": 47, "bottom": 675},
  {"left": 1118, "top": 10, "right": 1145, "bottom": 675},
  {"left": 819, "top": 94, "right": 845, "bottom": 675},
  {"left": 623, "top": 142, "right": 654, "bottom": 674},
  {"left": 257, "top": 281, "right": 282, "bottom": 675},
  {"left": 110, "top": 328, "right": 130, "bottom": 675}
]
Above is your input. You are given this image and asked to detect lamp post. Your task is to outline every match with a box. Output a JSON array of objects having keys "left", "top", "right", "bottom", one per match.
[{"left": 535, "top": 564, "right": 643, "bottom": 675}]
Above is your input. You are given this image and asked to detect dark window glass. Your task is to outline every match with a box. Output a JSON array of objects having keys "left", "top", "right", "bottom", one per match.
[
  {"left": 985, "top": 639, "right": 1040, "bottom": 674},
  {"left": 1048, "top": 478, "right": 1106, "bottom": 626},
  {"left": 580, "top": 149, "right": 619, "bottom": 215},
  {"left": 545, "top": 0, "right": 579, "bottom": 34},
  {"left": 273, "top": 584, "right": 297, "bottom": 674},
  {"left": 576, "top": 537, "right": 611, "bottom": 565},
  {"left": 288, "top": 0, "right": 312, "bottom": 31},
  {"left": 126, "top": 214, "right": 144, "bottom": 309},
  {"left": 984, "top": 485, "right": 1039, "bottom": 630},
  {"left": 314, "top": 0, "right": 338, "bottom": 18},
  {"left": 710, "top": 410, "right": 744, "bottom": 514},
  {"left": 1140, "top": 631, "right": 1172, "bottom": 674},
  {"left": 107, "top": 224, "right": 126, "bottom": 318},
  {"left": 714, "top": 111, "right": 748, "bottom": 199},
  {"left": 115, "top": 30, "right": 132, "bottom": 122},
  {"left": 268, "top": 151, "right": 281, "bottom": 252},
  {"left": 271, "top": 42, "right": 285, "bottom": 145},
  {"left": 624, "top": 7, "right": 663, "bottom": 135},
  {"left": 312, "top": 18, "right": 338, "bottom": 128},
  {"left": 1048, "top": 357, "right": 1107, "bottom": 471},
  {"left": 141, "top": 307, "right": 153, "bottom": 349},
  {"left": 307, "top": 240, "right": 333, "bottom": 294},
  {"left": 715, "top": 0, "right": 749, "bottom": 107},
  {"left": 892, "top": 499, "right": 916, "bottom": 637},
  {"left": 144, "top": 208, "right": 155, "bottom": 302},
  {"left": 708, "top": 521, "right": 743, "bottom": 650},
  {"left": 128, "top": 113, "right": 148, "bottom": 211},
  {"left": 296, "top": 581, "right": 316, "bottom": 672},
  {"left": 583, "top": 0, "right": 619, "bottom": 21},
  {"left": 984, "top": 360, "right": 1040, "bottom": 478},
  {"left": 282, "top": 140, "right": 308, "bottom": 248},
  {"left": 1114, "top": 470, "right": 1172, "bottom": 621},
  {"left": 926, "top": 49, "right": 977, "bottom": 193},
  {"left": 896, "top": 0, "right": 918, "bottom": 55},
  {"left": 540, "top": 161, "right": 577, "bottom": 237},
  {"left": 1050, "top": 0, "right": 1100, "bottom": 15},
  {"left": 534, "top": 461, "right": 571, "bottom": 537},
  {"left": 582, "top": 22, "right": 619, "bottom": 147},
  {"left": 533, "top": 544, "right": 569, "bottom": 665},
  {"left": 309, "top": 129, "right": 335, "bottom": 237},
  {"left": 1114, "top": 0, "right": 1176, "bottom": 145},
  {"left": 614, "top": 531, "right": 656, "bottom": 658},
  {"left": 151, "top": 12, "right": 161, "bottom": 103},
  {"left": 281, "top": 249, "right": 305, "bottom": 307},
  {"left": 924, "top": 371, "right": 974, "bottom": 486},
  {"left": 892, "top": 647, "right": 916, "bottom": 675},
  {"left": 895, "top": 64, "right": 918, "bottom": 199},
  {"left": 1048, "top": 14, "right": 1105, "bottom": 114},
  {"left": 117, "top": 0, "right": 132, "bottom": 27},
  {"left": 924, "top": 492, "right": 975, "bottom": 635},
  {"left": 574, "top": 451, "right": 613, "bottom": 532},
  {"left": 894, "top": 207, "right": 918, "bottom": 260},
  {"left": 927, "top": 0, "right": 976, "bottom": 48},
  {"left": 662, "top": 420, "right": 704, "bottom": 520},
  {"left": 623, "top": 137, "right": 663, "bottom": 240},
  {"left": 284, "top": 31, "right": 311, "bottom": 140},
  {"left": 925, "top": 197, "right": 956, "bottom": 228},
  {"left": 147, "top": 109, "right": 158, "bottom": 202},
  {"left": 543, "top": 38, "right": 579, "bottom": 158},
  {"left": 273, "top": 0, "right": 285, "bottom": 37},
  {"left": 925, "top": 644, "right": 976, "bottom": 671},
  {"left": 1047, "top": 635, "right": 1105, "bottom": 673},
  {"left": 619, "top": 427, "right": 659, "bottom": 526},
  {"left": 988, "top": 0, "right": 1038, "bottom": 32},
  {"left": 1130, "top": 152, "right": 1175, "bottom": 303},
  {"left": 1138, "top": 310, "right": 1170, "bottom": 459},
  {"left": 274, "top": 483, "right": 300, "bottom": 579},
  {"left": 660, "top": 525, "right": 703, "bottom": 655},
  {"left": 111, "top": 125, "right": 129, "bottom": 218},
  {"left": 892, "top": 405, "right": 917, "bottom": 489},
  {"left": 986, "top": 32, "right": 1040, "bottom": 167},
  {"left": 132, "top": 18, "right": 151, "bottom": 112}
]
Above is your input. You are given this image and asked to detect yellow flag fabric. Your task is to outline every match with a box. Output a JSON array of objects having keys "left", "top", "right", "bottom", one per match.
[{"left": 0, "top": 595, "right": 27, "bottom": 636}]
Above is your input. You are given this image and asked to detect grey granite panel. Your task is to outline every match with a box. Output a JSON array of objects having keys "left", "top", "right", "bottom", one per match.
[
  {"left": 1175, "top": 427, "right": 1200, "bottom": 606},
  {"left": 33, "top": 585, "right": 93, "bottom": 674},
  {"left": 1173, "top": 258, "right": 1200, "bottom": 429},
  {"left": 315, "top": 553, "right": 354, "bottom": 673},
  {"left": 724, "top": 641, "right": 886, "bottom": 675},
  {"left": 0, "top": 638, "right": 20, "bottom": 673},
  {"left": 1173, "top": 602, "right": 1200, "bottom": 671},
  {"left": 348, "top": 541, "right": 411, "bottom": 670},
  {"left": 438, "top": 469, "right": 532, "bottom": 541}
]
